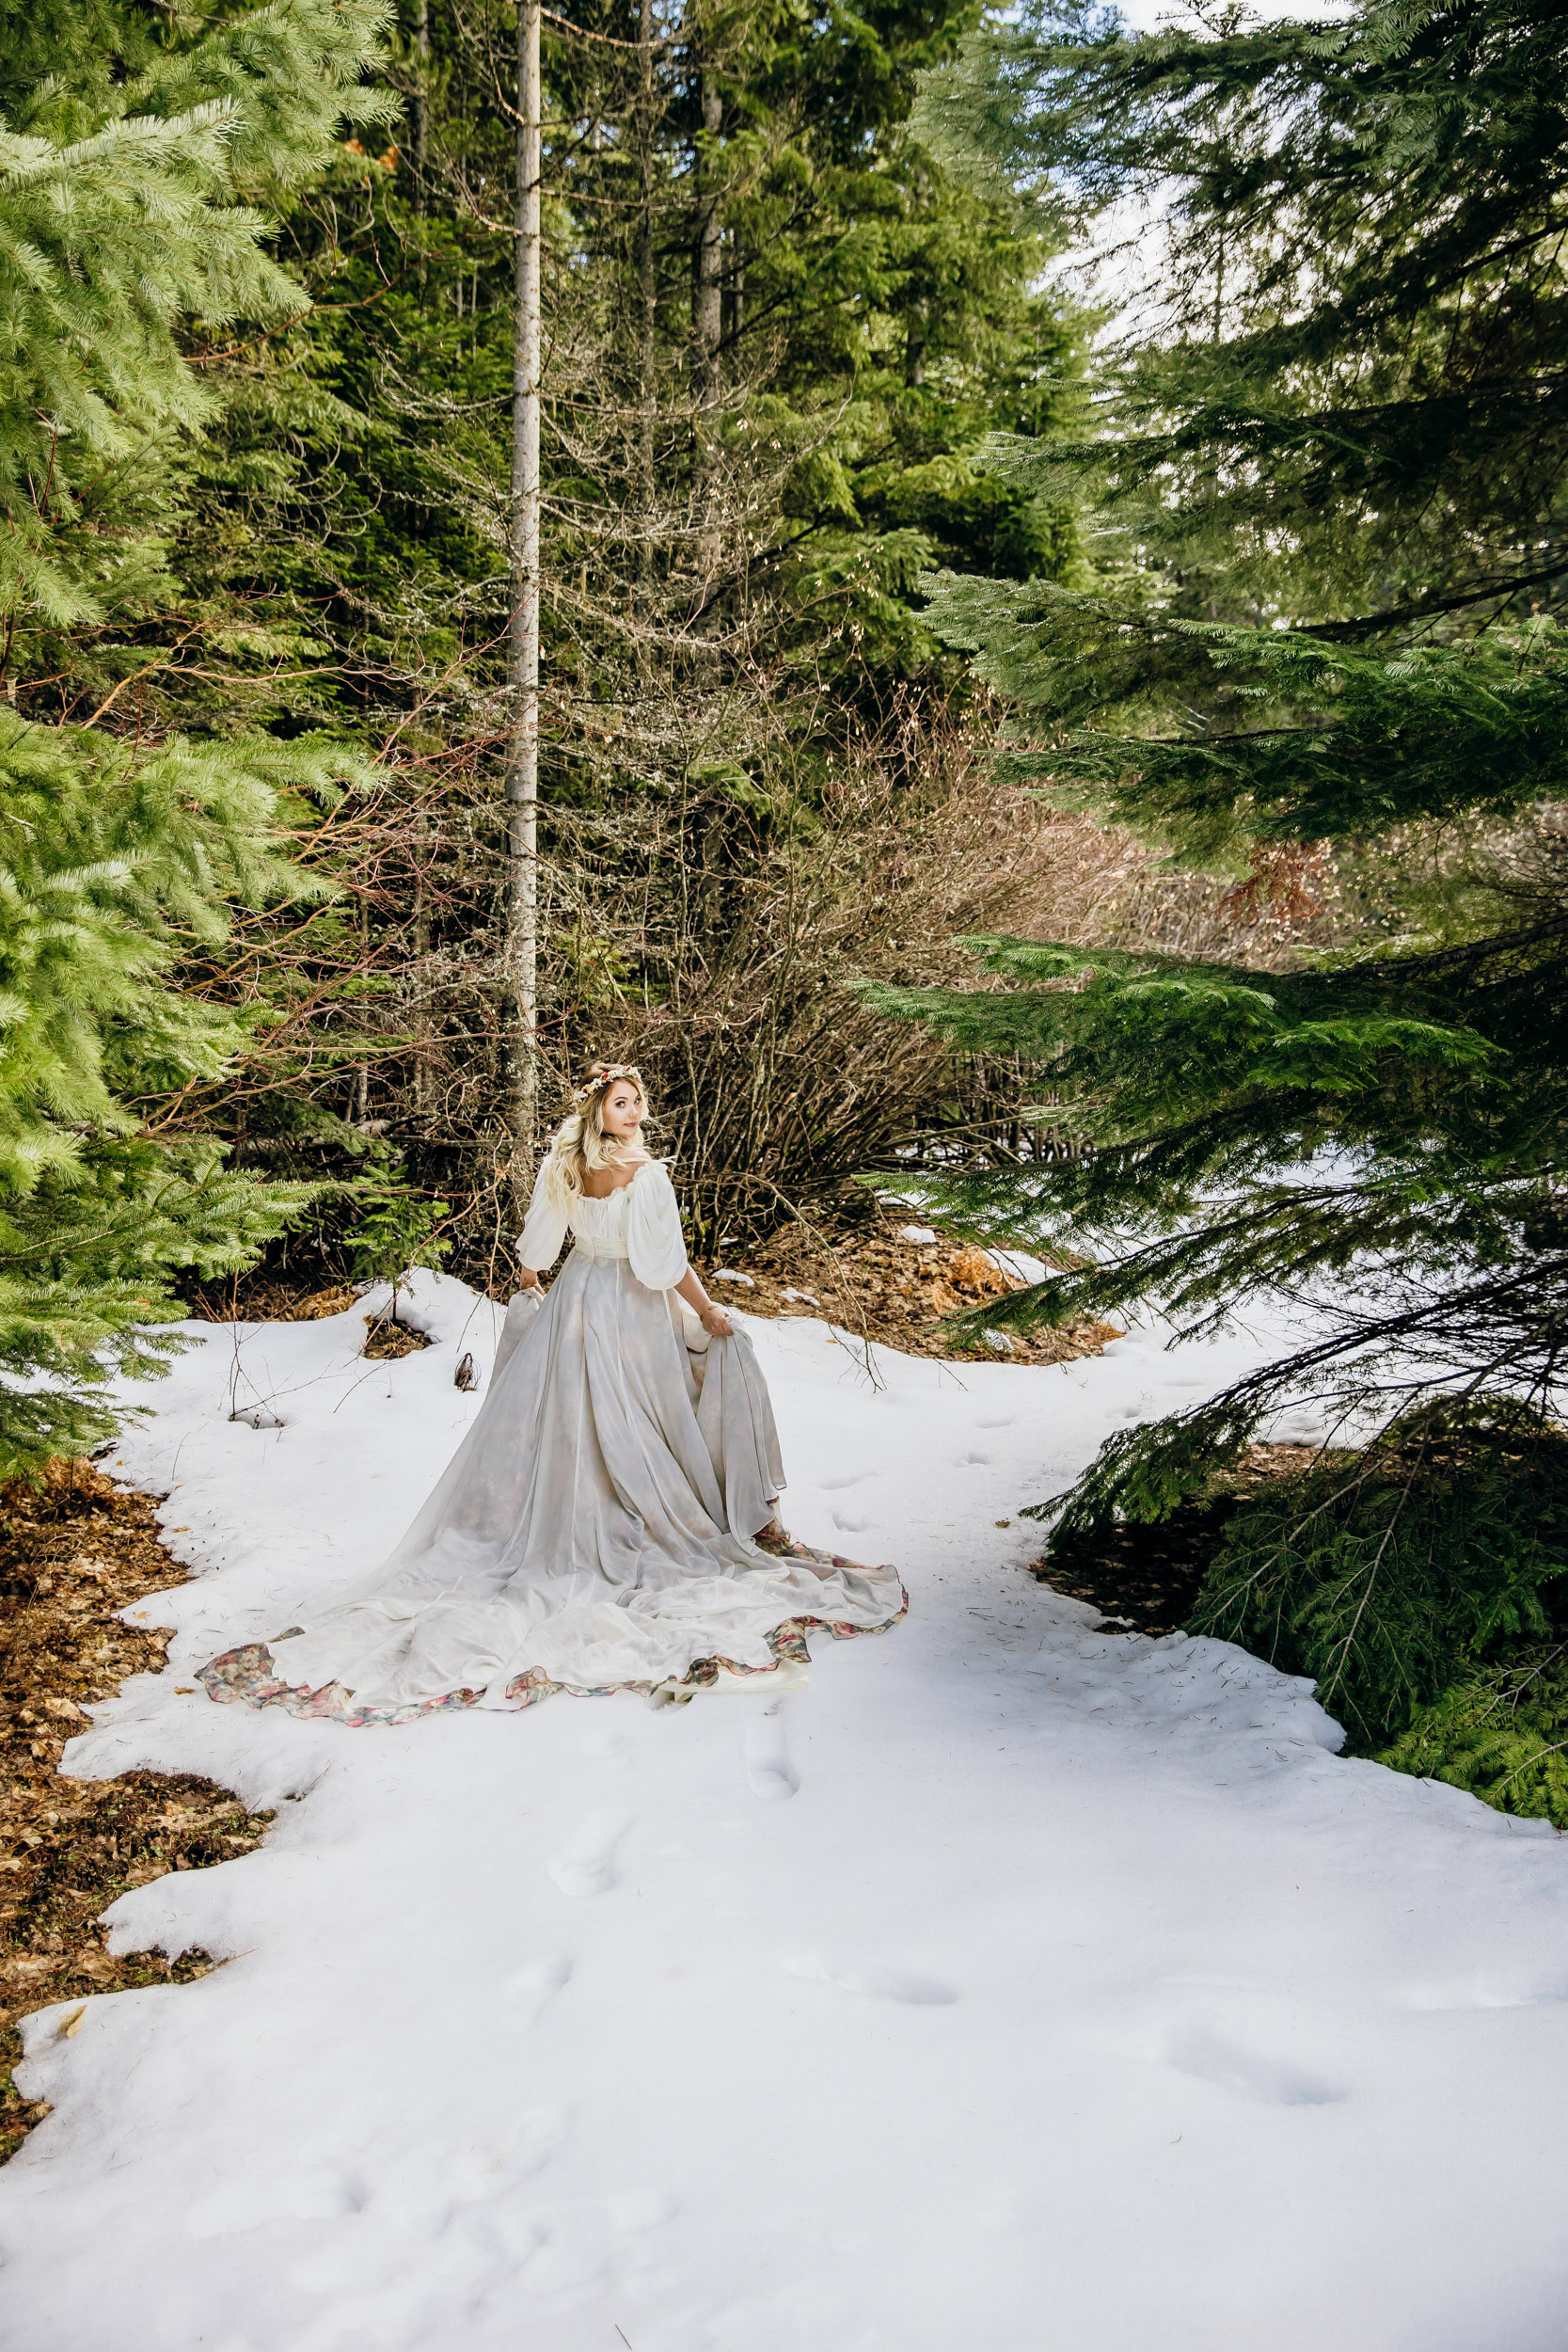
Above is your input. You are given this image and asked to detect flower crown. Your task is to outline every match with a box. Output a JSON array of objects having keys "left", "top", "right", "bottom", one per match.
[{"left": 569, "top": 1061, "right": 642, "bottom": 1106}]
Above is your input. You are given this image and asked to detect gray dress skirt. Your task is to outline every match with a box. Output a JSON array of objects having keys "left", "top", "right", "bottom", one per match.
[{"left": 199, "top": 1161, "right": 906, "bottom": 1726}]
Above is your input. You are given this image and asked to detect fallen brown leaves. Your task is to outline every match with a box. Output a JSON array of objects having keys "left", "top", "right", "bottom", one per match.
[
  {"left": 0, "top": 1459, "right": 272, "bottom": 2164},
  {"left": 188, "top": 1277, "right": 358, "bottom": 1324},
  {"left": 360, "top": 1315, "right": 434, "bottom": 1360},
  {"left": 703, "top": 1213, "right": 1121, "bottom": 1368}
]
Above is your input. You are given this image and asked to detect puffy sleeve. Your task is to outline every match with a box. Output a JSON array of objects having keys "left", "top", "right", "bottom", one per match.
[
  {"left": 626, "top": 1161, "right": 689, "bottom": 1292},
  {"left": 515, "top": 1158, "right": 569, "bottom": 1273}
]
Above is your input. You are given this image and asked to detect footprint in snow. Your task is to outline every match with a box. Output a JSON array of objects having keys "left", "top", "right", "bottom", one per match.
[
  {"left": 289, "top": 2223, "right": 415, "bottom": 2296},
  {"left": 955, "top": 1449, "right": 993, "bottom": 1467},
  {"left": 578, "top": 1724, "right": 630, "bottom": 1762},
  {"left": 547, "top": 1810, "right": 633, "bottom": 1898},
  {"left": 1160, "top": 2019, "right": 1343, "bottom": 2106},
  {"left": 816, "top": 1470, "right": 869, "bottom": 1492},
  {"left": 504, "top": 1953, "right": 573, "bottom": 2021},
  {"left": 832, "top": 1508, "right": 874, "bottom": 1534},
  {"left": 608, "top": 2185, "right": 678, "bottom": 2231},
  {"left": 745, "top": 1701, "right": 800, "bottom": 1801},
  {"left": 187, "top": 2165, "right": 368, "bottom": 2239},
  {"left": 782, "top": 1950, "right": 958, "bottom": 2006}
]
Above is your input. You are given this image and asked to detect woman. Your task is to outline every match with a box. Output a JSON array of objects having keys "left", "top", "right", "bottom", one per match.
[{"left": 200, "top": 1064, "right": 905, "bottom": 1726}]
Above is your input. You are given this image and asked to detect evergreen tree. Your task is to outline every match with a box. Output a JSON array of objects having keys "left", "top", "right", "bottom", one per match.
[
  {"left": 145, "top": 0, "right": 1087, "bottom": 1254},
  {"left": 0, "top": 0, "right": 386, "bottom": 1470},
  {"left": 870, "top": 0, "right": 1568, "bottom": 1662},
  {"left": 2, "top": 0, "right": 392, "bottom": 677}
]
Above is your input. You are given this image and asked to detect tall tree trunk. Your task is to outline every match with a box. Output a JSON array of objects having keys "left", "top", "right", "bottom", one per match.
[
  {"left": 637, "top": 0, "right": 657, "bottom": 622},
  {"left": 905, "top": 298, "right": 927, "bottom": 388},
  {"left": 694, "top": 73, "right": 722, "bottom": 361},
  {"left": 507, "top": 0, "right": 543, "bottom": 1198},
  {"left": 411, "top": 813, "right": 430, "bottom": 1119},
  {"left": 693, "top": 69, "right": 722, "bottom": 578},
  {"left": 413, "top": 0, "right": 429, "bottom": 207}
]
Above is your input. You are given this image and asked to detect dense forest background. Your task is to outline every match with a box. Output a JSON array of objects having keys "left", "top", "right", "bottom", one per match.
[
  {"left": 55, "top": 0, "right": 1106, "bottom": 1262},
  {"left": 6, "top": 0, "right": 1291, "bottom": 1321},
  {"left": 8, "top": 0, "right": 1568, "bottom": 1820}
]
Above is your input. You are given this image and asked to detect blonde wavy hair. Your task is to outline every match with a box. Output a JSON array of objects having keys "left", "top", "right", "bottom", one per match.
[{"left": 537, "top": 1062, "right": 653, "bottom": 1201}]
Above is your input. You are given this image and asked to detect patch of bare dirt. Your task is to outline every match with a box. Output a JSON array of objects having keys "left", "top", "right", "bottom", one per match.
[
  {"left": 360, "top": 1315, "right": 434, "bottom": 1360},
  {"left": 0, "top": 1459, "right": 271, "bottom": 2165},
  {"left": 699, "top": 1213, "right": 1121, "bottom": 1368},
  {"left": 1032, "top": 1444, "right": 1335, "bottom": 1633}
]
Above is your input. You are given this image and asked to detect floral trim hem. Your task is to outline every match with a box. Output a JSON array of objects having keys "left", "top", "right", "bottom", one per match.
[{"left": 197, "top": 1541, "right": 909, "bottom": 1729}]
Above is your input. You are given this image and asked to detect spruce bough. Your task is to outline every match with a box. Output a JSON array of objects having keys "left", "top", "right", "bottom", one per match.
[
  {"left": 873, "top": 0, "right": 1568, "bottom": 1804},
  {"left": 0, "top": 0, "right": 387, "bottom": 1471},
  {"left": 0, "top": 714, "right": 366, "bottom": 1469}
]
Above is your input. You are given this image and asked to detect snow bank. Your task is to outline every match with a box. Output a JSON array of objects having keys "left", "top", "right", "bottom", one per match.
[{"left": 4, "top": 1276, "right": 1567, "bottom": 2352}]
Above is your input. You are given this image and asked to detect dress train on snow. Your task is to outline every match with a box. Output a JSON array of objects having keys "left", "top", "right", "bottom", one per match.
[{"left": 199, "top": 1163, "right": 906, "bottom": 1726}]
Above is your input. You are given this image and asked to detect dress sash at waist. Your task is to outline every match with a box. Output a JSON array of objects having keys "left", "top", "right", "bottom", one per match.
[{"left": 571, "top": 1232, "right": 630, "bottom": 1263}]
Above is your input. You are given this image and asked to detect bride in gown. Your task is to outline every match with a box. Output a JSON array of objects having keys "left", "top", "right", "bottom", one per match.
[{"left": 200, "top": 1064, "right": 906, "bottom": 1726}]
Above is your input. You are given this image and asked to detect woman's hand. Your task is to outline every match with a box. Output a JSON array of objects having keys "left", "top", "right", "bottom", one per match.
[
  {"left": 515, "top": 1264, "right": 541, "bottom": 1291},
  {"left": 673, "top": 1264, "right": 731, "bottom": 1338}
]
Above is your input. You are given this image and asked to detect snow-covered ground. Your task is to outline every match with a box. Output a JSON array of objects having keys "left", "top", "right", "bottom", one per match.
[{"left": 6, "top": 1278, "right": 1568, "bottom": 2351}]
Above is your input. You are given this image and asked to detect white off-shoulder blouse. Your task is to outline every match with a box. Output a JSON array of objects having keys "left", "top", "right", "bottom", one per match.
[{"left": 515, "top": 1157, "right": 689, "bottom": 1292}]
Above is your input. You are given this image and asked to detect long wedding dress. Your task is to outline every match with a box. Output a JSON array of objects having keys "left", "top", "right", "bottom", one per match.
[{"left": 200, "top": 1160, "right": 906, "bottom": 1726}]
